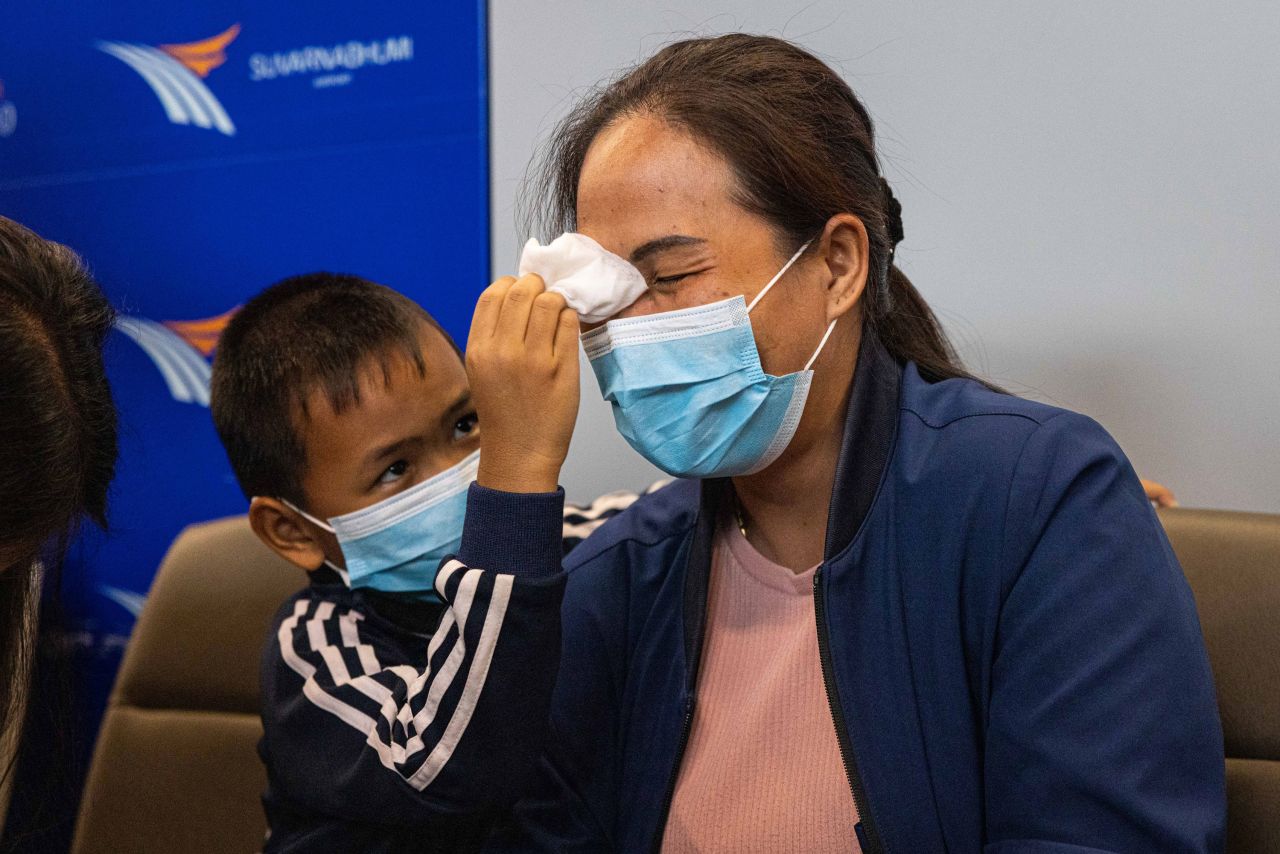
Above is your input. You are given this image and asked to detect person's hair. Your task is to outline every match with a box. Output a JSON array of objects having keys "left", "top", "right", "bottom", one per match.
[
  {"left": 210, "top": 273, "right": 458, "bottom": 506},
  {"left": 0, "top": 215, "right": 117, "bottom": 780},
  {"left": 530, "top": 33, "right": 977, "bottom": 383}
]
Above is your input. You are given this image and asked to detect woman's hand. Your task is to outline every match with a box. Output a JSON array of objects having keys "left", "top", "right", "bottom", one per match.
[{"left": 466, "top": 274, "right": 580, "bottom": 493}]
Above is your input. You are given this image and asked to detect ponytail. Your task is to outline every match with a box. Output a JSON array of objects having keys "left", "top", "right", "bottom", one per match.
[
  {"left": 865, "top": 179, "right": 988, "bottom": 386},
  {"left": 869, "top": 264, "right": 970, "bottom": 384}
]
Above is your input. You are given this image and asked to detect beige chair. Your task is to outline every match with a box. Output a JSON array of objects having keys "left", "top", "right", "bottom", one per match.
[
  {"left": 1160, "top": 508, "right": 1280, "bottom": 854},
  {"left": 71, "top": 516, "right": 301, "bottom": 854}
]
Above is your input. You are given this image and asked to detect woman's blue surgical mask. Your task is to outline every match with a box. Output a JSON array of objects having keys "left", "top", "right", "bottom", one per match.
[
  {"left": 280, "top": 450, "right": 479, "bottom": 603},
  {"left": 582, "top": 241, "right": 835, "bottom": 479}
]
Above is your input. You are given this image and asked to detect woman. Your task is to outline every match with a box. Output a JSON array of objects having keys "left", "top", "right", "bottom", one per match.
[
  {"left": 0, "top": 217, "right": 117, "bottom": 802},
  {"left": 467, "top": 35, "right": 1223, "bottom": 853}
]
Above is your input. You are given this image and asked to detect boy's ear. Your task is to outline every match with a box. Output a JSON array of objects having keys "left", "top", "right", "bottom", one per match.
[{"left": 248, "top": 497, "right": 329, "bottom": 573}]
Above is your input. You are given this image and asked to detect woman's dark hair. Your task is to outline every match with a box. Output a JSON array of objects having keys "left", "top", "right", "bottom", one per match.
[
  {"left": 531, "top": 33, "right": 974, "bottom": 383},
  {"left": 0, "top": 216, "right": 117, "bottom": 782}
]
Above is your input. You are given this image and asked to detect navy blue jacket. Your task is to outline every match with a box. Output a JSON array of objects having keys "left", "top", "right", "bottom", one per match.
[{"left": 464, "top": 334, "right": 1225, "bottom": 853}]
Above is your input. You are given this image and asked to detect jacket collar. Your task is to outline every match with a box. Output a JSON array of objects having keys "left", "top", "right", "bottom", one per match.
[
  {"left": 681, "top": 329, "right": 903, "bottom": 682},
  {"left": 823, "top": 327, "right": 902, "bottom": 558}
]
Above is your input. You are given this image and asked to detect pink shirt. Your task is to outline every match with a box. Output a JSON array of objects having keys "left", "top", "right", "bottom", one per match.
[{"left": 662, "top": 516, "right": 861, "bottom": 853}]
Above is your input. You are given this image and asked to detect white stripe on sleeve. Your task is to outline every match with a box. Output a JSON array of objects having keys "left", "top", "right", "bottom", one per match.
[
  {"left": 276, "top": 571, "right": 515, "bottom": 791},
  {"left": 408, "top": 573, "right": 514, "bottom": 789}
]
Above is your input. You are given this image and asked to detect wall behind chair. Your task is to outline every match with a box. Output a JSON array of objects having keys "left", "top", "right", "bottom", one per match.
[{"left": 490, "top": 1, "right": 1280, "bottom": 514}]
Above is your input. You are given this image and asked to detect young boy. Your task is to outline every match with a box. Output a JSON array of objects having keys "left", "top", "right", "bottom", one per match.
[{"left": 209, "top": 272, "right": 632, "bottom": 852}]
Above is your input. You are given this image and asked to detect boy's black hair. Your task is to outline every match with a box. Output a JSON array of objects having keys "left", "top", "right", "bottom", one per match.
[{"left": 210, "top": 272, "right": 460, "bottom": 505}]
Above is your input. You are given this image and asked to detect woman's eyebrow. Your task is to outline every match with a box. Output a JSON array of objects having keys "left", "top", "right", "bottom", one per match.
[{"left": 628, "top": 235, "right": 706, "bottom": 266}]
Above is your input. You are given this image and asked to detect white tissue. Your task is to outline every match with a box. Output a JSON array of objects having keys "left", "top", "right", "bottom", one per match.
[{"left": 518, "top": 233, "right": 648, "bottom": 324}]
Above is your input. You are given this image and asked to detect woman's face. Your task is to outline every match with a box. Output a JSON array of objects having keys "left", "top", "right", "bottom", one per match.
[{"left": 576, "top": 113, "right": 836, "bottom": 380}]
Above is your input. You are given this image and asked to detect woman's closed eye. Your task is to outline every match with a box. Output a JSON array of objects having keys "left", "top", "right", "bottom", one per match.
[{"left": 650, "top": 266, "right": 710, "bottom": 291}]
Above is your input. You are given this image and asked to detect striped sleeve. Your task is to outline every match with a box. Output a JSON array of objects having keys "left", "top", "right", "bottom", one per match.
[
  {"left": 260, "top": 560, "right": 565, "bottom": 825},
  {"left": 561, "top": 479, "right": 672, "bottom": 554}
]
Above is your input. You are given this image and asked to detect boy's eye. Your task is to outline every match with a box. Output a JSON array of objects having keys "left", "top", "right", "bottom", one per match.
[
  {"left": 453, "top": 412, "right": 479, "bottom": 441},
  {"left": 378, "top": 460, "right": 410, "bottom": 484}
]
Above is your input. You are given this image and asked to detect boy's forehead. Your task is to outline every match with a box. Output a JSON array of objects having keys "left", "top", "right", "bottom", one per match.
[
  {"left": 415, "top": 317, "right": 464, "bottom": 364},
  {"left": 294, "top": 320, "right": 466, "bottom": 427}
]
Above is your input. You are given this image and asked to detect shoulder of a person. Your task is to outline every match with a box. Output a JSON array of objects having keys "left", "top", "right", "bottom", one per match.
[
  {"left": 564, "top": 477, "right": 701, "bottom": 576},
  {"left": 897, "top": 363, "right": 1123, "bottom": 473}
]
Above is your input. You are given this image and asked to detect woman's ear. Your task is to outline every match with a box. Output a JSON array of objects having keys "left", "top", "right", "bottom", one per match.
[
  {"left": 248, "top": 497, "right": 330, "bottom": 572},
  {"left": 818, "top": 213, "right": 870, "bottom": 324}
]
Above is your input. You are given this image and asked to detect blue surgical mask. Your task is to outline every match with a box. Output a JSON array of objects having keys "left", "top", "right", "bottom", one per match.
[
  {"left": 582, "top": 242, "right": 835, "bottom": 479},
  {"left": 281, "top": 450, "right": 479, "bottom": 603}
]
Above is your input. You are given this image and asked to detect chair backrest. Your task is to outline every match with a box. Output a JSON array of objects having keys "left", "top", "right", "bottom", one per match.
[
  {"left": 1160, "top": 507, "right": 1280, "bottom": 854},
  {"left": 71, "top": 516, "right": 302, "bottom": 854}
]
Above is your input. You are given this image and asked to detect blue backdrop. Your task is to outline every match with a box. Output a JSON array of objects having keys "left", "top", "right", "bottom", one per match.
[{"left": 0, "top": 3, "right": 488, "bottom": 847}]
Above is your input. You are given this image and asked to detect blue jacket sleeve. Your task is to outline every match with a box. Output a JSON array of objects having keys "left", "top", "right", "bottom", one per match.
[
  {"left": 984, "top": 412, "right": 1226, "bottom": 853},
  {"left": 458, "top": 483, "right": 568, "bottom": 576},
  {"left": 485, "top": 570, "right": 622, "bottom": 852},
  {"left": 464, "top": 487, "right": 624, "bottom": 852}
]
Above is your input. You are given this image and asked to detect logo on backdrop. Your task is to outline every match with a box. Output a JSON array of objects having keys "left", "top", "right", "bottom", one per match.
[
  {"left": 97, "top": 24, "right": 241, "bottom": 136},
  {"left": 115, "top": 306, "right": 238, "bottom": 406},
  {"left": 248, "top": 34, "right": 413, "bottom": 89},
  {"left": 0, "top": 80, "right": 16, "bottom": 138},
  {"left": 101, "top": 585, "right": 147, "bottom": 618}
]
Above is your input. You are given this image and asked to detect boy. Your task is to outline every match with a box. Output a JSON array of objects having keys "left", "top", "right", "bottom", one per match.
[{"left": 210, "top": 272, "right": 626, "bottom": 851}]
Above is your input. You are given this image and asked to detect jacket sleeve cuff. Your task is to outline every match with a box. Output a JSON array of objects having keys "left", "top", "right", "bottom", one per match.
[{"left": 457, "top": 482, "right": 565, "bottom": 579}]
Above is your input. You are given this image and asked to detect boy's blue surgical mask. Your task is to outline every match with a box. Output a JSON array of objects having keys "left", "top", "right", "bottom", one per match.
[
  {"left": 281, "top": 450, "right": 479, "bottom": 603},
  {"left": 582, "top": 241, "right": 835, "bottom": 479}
]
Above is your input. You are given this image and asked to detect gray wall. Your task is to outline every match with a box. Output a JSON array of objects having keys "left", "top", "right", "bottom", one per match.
[{"left": 490, "top": 1, "right": 1280, "bottom": 512}]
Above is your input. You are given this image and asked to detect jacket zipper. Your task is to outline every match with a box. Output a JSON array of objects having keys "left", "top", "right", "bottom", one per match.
[
  {"left": 814, "top": 566, "right": 885, "bottom": 854},
  {"left": 650, "top": 694, "right": 696, "bottom": 853}
]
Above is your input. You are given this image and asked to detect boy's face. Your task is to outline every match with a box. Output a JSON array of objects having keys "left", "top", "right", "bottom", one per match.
[
  {"left": 251, "top": 320, "right": 476, "bottom": 572},
  {"left": 301, "top": 319, "right": 477, "bottom": 518}
]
